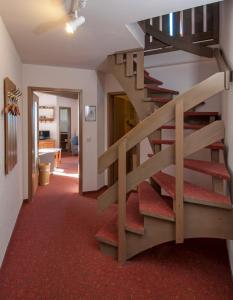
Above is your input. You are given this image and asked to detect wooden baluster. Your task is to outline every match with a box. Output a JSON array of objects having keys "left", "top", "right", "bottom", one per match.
[
  {"left": 118, "top": 140, "right": 127, "bottom": 263},
  {"left": 136, "top": 51, "right": 144, "bottom": 90},
  {"left": 211, "top": 149, "right": 224, "bottom": 194},
  {"left": 175, "top": 101, "right": 184, "bottom": 243},
  {"left": 126, "top": 52, "right": 134, "bottom": 77},
  {"left": 116, "top": 53, "right": 124, "bottom": 65},
  {"left": 132, "top": 144, "right": 140, "bottom": 170},
  {"left": 173, "top": 11, "right": 180, "bottom": 37},
  {"left": 195, "top": 6, "right": 204, "bottom": 34},
  {"left": 183, "top": 9, "right": 192, "bottom": 36}
]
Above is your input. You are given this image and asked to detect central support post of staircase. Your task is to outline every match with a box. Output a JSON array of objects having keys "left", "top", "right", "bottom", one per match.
[
  {"left": 118, "top": 140, "right": 127, "bottom": 263},
  {"left": 175, "top": 100, "right": 184, "bottom": 243}
]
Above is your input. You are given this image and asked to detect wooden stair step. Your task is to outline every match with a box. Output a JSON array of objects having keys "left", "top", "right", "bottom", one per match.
[
  {"left": 152, "top": 172, "right": 232, "bottom": 209},
  {"left": 144, "top": 73, "right": 163, "bottom": 85},
  {"left": 95, "top": 193, "right": 144, "bottom": 247},
  {"left": 145, "top": 84, "right": 179, "bottom": 95},
  {"left": 95, "top": 217, "right": 118, "bottom": 247},
  {"left": 184, "top": 159, "right": 230, "bottom": 180},
  {"left": 150, "top": 139, "right": 224, "bottom": 150},
  {"left": 143, "top": 97, "right": 171, "bottom": 104},
  {"left": 184, "top": 111, "right": 220, "bottom": 117},
  {"left": 138, "top": 181, "right": 175, "bottom": 221},
  {"left": 126, "top": 192, "right": 144, "bottom": 235},
  {"left": 161, "top": 123, "right": 204, "bottom": 130}
]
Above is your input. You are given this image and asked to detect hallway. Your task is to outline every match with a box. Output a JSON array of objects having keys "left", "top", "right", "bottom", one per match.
[{"left": 0, "top": 156, "right": 232, "bottom": 299}]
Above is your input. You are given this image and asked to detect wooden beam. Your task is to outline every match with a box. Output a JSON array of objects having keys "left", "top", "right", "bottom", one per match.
[
  {"left": 118, "top": 140, "right": 127, "bottom": 263},
  {"left": 175, "top": 100, "right": 184, "bottom": 243}
]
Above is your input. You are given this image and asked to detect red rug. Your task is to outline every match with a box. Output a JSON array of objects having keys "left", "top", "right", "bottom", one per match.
[{"left": 0, "top": 156, "right": 232, "bottom": 299}]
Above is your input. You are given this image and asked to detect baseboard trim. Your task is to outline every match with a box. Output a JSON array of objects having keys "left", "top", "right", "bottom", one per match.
[
  {"left": 83, "top": 186, "right": 107, "bottom": 198},
  {"left": 227, "top": 240, "right": 233, "bottom": 279}
]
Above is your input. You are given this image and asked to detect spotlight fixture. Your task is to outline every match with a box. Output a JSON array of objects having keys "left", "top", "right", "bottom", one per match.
[{"left": 66, "top": 15, "right": 85, "bottom": 34}]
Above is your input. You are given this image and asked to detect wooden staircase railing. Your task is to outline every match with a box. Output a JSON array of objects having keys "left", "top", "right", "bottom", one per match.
[{"left": 139, "top": 2, "right": 220, "bottom": 57}]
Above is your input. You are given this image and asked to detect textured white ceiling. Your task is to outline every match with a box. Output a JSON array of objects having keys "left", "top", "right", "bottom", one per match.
[{"left": 0, "top": 0, "right": 222, "bottom": 69}]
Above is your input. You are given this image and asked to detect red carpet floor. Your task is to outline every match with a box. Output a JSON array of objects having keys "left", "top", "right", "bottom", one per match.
[{"left": 0, "top": 156, "right": 232, "bottom": 299}]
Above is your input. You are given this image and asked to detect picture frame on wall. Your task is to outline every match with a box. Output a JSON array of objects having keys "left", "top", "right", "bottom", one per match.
[{"left": 85, "top": 105, "right": 96, "bottom": 122}]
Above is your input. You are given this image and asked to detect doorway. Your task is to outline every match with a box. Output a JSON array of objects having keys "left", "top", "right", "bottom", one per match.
[
  {"left": 59, "top": 107, "right": 71, "bottom": 151},
  {"left": 108, "top": 92, "right": 139, "bottom": 185},
  {"left": 28, "top": 87, "right": 83, "bottom": 201}
]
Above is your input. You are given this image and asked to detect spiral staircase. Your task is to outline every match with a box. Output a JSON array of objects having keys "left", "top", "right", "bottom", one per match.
[{"left": 95, "top": 2, "right": 233, "bottom": 263}]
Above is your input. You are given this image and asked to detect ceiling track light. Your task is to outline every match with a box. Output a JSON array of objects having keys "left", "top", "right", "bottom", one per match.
[{"left": 66, "top": 12, "right": 85, "bottom": 34}]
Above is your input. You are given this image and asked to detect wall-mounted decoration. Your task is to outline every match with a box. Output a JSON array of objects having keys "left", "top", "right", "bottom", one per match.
[
  {"left": 85, "top": 105, "right": 96, "bottom": 122},
  {"left": 39, "top": 106, "right": 55, "bottom": 122},
  {"left": 4, "top": 78, "right": 22, "bottom": 174}
]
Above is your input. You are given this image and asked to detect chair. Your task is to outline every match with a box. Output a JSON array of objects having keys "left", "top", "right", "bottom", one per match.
[{"left": 71, "top": 136, "right": 79, "bottom": 156}]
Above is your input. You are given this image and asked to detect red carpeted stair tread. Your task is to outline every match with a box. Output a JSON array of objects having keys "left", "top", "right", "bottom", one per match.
[
  {"left": 145, "top": 84, "right": 179, "bottom": 95},
  {"left": 161, "top": 123, "right": 204, "bottom": 130},
  {"left": 95, "top": 218, "right": 118, "bottom": 247},
  {"left": 152, "top": 172, "right": 232, "bottom": 209},
  {"left": 151, "top": 139, "right": 224, "bottom": 150},
  {"left": 184, "top": 159, "right": 230, "bottom": 180},
  {"left": 144, "top": 73, "right": 163, "bottom": 85},
  {"left": 95, "top": 193, "right": 144, "bottom": 246},
  {"left": 184, "top": 111, "right": 220, "bottom": 117},
  {"left": 138, "top": 181, "right": 175, "bottom": 221},
  {"left": 126, "top": 192, "right": 144, "bottom": 234},
  {"left": 144, "top": 70, "right": 149, "bottom": 76},
  {"left": 208, "top": 142, "right": 224, "bottom": 150}
]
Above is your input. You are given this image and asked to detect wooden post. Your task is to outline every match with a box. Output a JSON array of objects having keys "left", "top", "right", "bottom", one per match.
[
  {"left": 126, "top": 53, "right": 134, "bottom": 77},
  {"left": 136, "top": 51, "right": 144, "bottom": 90},
  {"left": 175, "top": 101, "right": 184, "bottom": 243},
  {"left": 211, "top": 149, "right": 224, "bottom": 194},
  {"left": 132, "top": 144, "right": 140, "bottom": 170},
  {"left": 118, "top": 140, "right": 127, "bottom": 263}
]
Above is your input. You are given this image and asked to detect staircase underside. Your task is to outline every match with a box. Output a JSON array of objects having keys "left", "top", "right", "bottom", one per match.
[
  {"left": 96, "top": 201, "right": 233, "bottom": 260},
  {"left": 139, "top": 2, "right": 220, "bottom": 57}
]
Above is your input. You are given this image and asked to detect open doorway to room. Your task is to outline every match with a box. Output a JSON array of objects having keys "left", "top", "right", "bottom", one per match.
[
  {"left": 107, "top": 92, "right": 139, "bottom": 186},
  {"left": 28, "top": 87, "right": 82, "bottom": 201}
]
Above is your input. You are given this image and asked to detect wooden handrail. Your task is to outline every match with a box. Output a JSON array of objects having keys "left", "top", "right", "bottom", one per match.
[
  {"left": 98, "top": 72, "right": 225, "bottom": 174},
  {"left": 98, "top": 120, "right": 225, "bottom": 211},
  {"left": 214, "top": 48, "right": 232, "bottom": 90}
]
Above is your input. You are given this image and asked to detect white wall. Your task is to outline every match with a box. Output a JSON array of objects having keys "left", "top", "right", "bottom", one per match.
[
  {"left": 0, "top": 17, "right": 23, "bottom": 266},
  {"left": 23, "top": 64, "right": 103, "bottom": 196},
  {"left": 219, "top": 0, "right": 233, "bottom": 275}
]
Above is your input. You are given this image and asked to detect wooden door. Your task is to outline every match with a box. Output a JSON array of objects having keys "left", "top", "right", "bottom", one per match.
[
  {"left": 108, "top": 94, "right": 138, "bottom": 185},
  {"left": 31, "top": 93, "right": 39, "bottom": 197}
]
